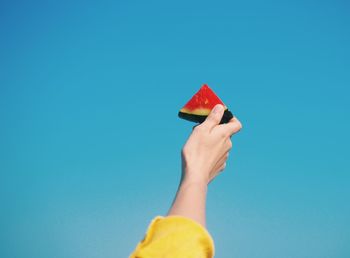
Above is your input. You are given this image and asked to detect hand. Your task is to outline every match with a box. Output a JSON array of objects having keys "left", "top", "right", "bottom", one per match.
[{"left": 181, "top": 104, "right": 242, "bottom": 185}]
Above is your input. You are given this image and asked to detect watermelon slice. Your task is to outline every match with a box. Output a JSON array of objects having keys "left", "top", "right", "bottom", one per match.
[{"left": 178, "top": 84, "right": 233, "bottom": 124}]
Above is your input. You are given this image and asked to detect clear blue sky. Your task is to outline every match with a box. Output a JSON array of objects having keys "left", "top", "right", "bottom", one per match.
[{"left": 1, "top": 0, "right": 349, "bottom": 257}]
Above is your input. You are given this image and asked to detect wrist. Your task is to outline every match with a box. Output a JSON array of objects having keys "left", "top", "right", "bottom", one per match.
[
  {"left": 181, "top": 175, "right": 208, "bottom": 189},
  {"left": 181, "top": 166, "right": 210, "bottom": 186}
]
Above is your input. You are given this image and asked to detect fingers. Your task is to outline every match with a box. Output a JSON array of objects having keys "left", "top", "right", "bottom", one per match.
[
  {"left": 209, "top": 162, "right": 226, "bottom": 182},
  {"left": 215, "top": 151, "right": 229, "bottom": 169},
  {"left": 201, "top": 104, "right": 225, "bottom": 131},
  {"left": 218, "top": 117, "right": 242, "bottom": 137},
  {"left": 211, "top": 151, "right": 229, "bottom": 179},
  {"left": 218, "top": 162, "right": 227, "bottom": 172},
  {"left": 225, "top": 138, "right": 233, "bottom": 152}
]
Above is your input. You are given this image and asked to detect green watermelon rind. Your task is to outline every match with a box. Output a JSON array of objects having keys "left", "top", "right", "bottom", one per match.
[{"left": 178, "top": 109, "right": 234, "bottom": 124}]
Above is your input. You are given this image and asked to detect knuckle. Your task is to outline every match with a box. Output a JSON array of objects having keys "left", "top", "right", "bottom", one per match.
[
  {"left": 238, "top": 121, "right": 242, "bottom": 130},
  {"left": 220, "top": 130, "right": 228, "bottom": 139},
  {"left": 227, "top": 139, "right": 233, "bottom": 149},
  {"left": 181, "top": 146, "right": 186, "bottom": 155},
  {"left": 181, "top": 144, "right": 190, "bottom": 155},
  {"left": 234, "top": 120, "right": 242, "bottom": 131}
]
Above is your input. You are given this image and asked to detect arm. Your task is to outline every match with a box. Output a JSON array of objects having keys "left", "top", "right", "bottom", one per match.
[
  {"left": 130, "top": 104, "right": 242, "bottom": 258},
  {"left": 167, "top": 104, "right": 242, "bottom": 227},
  {"left": 167, "top": 177, "right": 208, "bottom": 226}
]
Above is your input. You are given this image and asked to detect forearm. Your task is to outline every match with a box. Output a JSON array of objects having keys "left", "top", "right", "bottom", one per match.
[
  {"left": 166, "top": 105, "right": 241, "bottom": 229},
  {"left": 167, "top": 177, "right": 208, "bottom": 227}
]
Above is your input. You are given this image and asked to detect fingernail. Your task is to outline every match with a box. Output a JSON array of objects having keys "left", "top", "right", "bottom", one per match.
[{"left": 213, "top": 104, "right": 223, "bottom": 113}]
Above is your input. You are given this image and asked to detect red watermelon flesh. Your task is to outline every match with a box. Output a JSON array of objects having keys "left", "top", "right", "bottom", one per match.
[{"left": 178, "top": 84, "right": 233, "bottom": 124}]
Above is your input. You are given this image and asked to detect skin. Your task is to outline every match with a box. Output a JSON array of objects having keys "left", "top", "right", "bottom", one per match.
[{"left": 167, "top": 104, "right": 242, "bottom": 227}]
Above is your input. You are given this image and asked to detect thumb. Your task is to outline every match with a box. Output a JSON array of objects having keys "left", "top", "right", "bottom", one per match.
[{"left": 202, "top": 104, "right": 224, "bottom": 130}]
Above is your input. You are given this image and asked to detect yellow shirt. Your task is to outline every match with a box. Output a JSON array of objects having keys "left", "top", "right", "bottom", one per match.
[{"left": 130, "top": 215, "right": 215, "bottom": 258}]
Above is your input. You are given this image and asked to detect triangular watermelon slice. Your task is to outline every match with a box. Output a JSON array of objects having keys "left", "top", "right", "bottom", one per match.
[{"left": 178, "top": 84, "right": 234, "bottom": 124}]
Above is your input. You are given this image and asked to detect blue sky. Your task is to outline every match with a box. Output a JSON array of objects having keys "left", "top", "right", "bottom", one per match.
[{"left": 1, "top": 0, "right": 349, "bottom": 257}]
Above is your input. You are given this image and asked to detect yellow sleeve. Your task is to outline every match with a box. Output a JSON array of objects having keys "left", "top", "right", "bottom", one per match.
[{"left": 129, "top": 215, "right": 215, "bottom": 258}]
